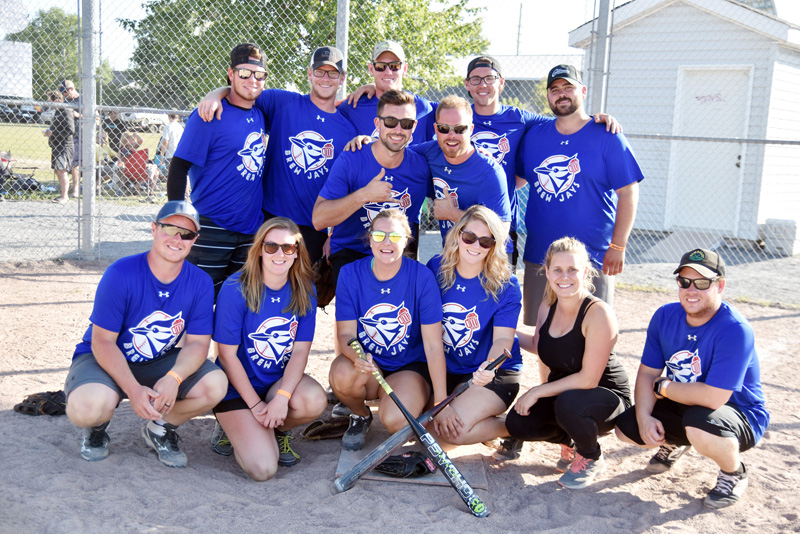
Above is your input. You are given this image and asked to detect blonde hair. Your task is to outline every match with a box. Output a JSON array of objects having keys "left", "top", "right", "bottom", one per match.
[
  {"left": 541, "top": 237, "right": 597, "bottom": 306},
  {"left": 437, "top": 205, "right": 510, "bottom": 302},
  {"left": 435, "top": 95, "right": 473, "bottom": 122},
  {"left": 239, "top": 218, "right": 316, "bottom": 316}
]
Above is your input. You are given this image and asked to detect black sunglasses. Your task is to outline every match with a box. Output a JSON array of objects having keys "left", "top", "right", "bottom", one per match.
[
  {"left": 156, "top": 222, "right": 198, "bottom": 241},
  {"left": 436, "top": 123, "right": 470, "bottom": 135},
  {"left": 235, "top": 68, "right": 267, "bottom": 81},
  {"left": 372, "top": 61, "right": 403, "bottom": 72},
  {"left": 263, "top": 241, "right": 297, "bottom": 255},
  {"left": 378, "top": 115, "right": 416, "bottom": 130},
  {"left": 460, "top": 230, "right": 495, "bottom": 249},
  {"left": 676, "top": 276, "right": 718, "bottom": 290}
]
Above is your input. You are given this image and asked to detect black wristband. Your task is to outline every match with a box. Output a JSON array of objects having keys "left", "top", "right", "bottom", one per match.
[{"left": 249, "top": 400, "right": 263, "bottom": 410}]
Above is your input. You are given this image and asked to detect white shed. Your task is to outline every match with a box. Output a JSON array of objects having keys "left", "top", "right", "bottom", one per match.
[{"left": 568, "top": 0, "right": 800, "bottom": 255}]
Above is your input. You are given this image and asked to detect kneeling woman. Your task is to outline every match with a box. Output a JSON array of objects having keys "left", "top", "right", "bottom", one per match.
[
  {"left": 426, "top": 206, "right": 523, "bottom": 447},
  {"left": 503, "top": 237, "right": 631, "bottom": 489},
  {"left": 330, "top": 209, "right": 447, "bottom": 451},
  {"left": 212, "top": 217, "right": 326, "bottom": 480}
]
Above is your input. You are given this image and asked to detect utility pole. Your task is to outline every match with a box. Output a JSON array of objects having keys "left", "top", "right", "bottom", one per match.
[{"left": 516, "top": 3, "right": 523, "bottom": 55}]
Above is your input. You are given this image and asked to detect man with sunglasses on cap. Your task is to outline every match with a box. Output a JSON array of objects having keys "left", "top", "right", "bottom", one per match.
[
  {"left": 614, "top": 248, "right": 768, "bottom": 509},
  {"left": 64, "top": 200, "right": 228, "bottom": 468},
  {"left": 167, "top": 43, "right": 268, "bottom": 297},
  {"left": 198, "top": 46, "right": 357, "bottom": 265}
]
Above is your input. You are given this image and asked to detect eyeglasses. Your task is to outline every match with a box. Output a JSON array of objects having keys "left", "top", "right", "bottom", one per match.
[
  {"left": 235, "top": 68, "right": 267, "bottom": 81},
  {"left": 370, "top": 230, "right": 407, "bottom": 243},
  {"left": 263, "top": 241, "right": 298, "bottom": 255},
  {"left": 435, "top": 123, "right": 470, "bottom": 135},
  {"left": 372, "top": 61, "right": 403, "bottom": 72},
  {"left": 312, "top": 69, "right": 341, "bottom": 79},
  {"left": 460, "top": 230, "right": 495, "bottom": 249},
  {"left": 377, "top": 116, "right": 416, "bottom": 130},
  {"left": 156, "top": 222, "right": 198, "bottom": 241},
  {"left": 676, "top": 276, "right": 718, "bottom": 290},
  {"left": 467, "top": 75, "right": 499, "bottom": 86}
]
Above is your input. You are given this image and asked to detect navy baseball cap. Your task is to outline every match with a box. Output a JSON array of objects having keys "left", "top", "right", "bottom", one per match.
[
  {"left": 230, "top": 43, "right": 265, "bottom": 69},
  {"left": 155, "top": 201, "right": 200, "bottom": 232},
  {"left": 547, "top": 65, "right": 582, "bottom": 88},
  {"left": 311, "top": 46, "right": 344, "bottom": 72},
  {"left": 673, "top": 248, "right": 726, "bottom": 278},
  {"left": 466, "top": 55, "right": 502, "bottom": 78}
]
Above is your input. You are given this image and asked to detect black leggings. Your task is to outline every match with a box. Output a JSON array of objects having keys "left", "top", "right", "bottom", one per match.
[{"left": 505, "top": 387, "right": 629, "bottom": 460}]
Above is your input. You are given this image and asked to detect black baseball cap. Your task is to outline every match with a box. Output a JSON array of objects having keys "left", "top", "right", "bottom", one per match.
[
  {"left": 466, "top": 55, "right": 502, "bottom": 78},
  {"left": 547, "top": 64, "right": 582, "bottom": 88},
  {"left": 673, "top": 248, "right": 726, "bottom": 278},
  {"left": 230, "top": 43, "right": 265, "bottom": 69},
  {"left": 311, "top": 46, "right": 344, "bottom": 72}
]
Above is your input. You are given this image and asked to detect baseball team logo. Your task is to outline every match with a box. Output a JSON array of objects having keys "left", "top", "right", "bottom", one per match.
[
  {"left": 247, "top": 315, "right": 299, "bottom": 369},
  {"left": 442, "top": 303, "right": 480, "bottom": 350},
  {"left": 361, "top": 187, "right": 413, "bottom": 227},
  {"left": 533, "top": 153, "right": 581, "bottom": 202},
  {"left": 288, "top": 131, "right": 334, "bottom": 173},
  {"left": 127, "top": 311, "right": 185, "bottom": 362},
  {"left": 237, "top": 131, "right": 267, "bottom": 176},
  {"left": 359, "top": 301, "right": 412, "bottom": 350},
  {"left": 432, "top": 177, "right": 459, "bottom": 231},
  {"left": 665, "top": 349, "right": 702, "bottom": 382},
  {"left": 471, "top": 132, "right": 510, "bottom": 164}
]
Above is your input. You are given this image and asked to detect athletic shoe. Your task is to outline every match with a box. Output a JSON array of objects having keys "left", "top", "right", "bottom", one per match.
[
  {"left": 491, "top": 438, "right": 524, "bottom": 461},
  {"left": 557, "top": 452, "right": 606, "bottom": 489},
  {"left": 704, "top": 464, "right": 748, "bottom": 509},
  {"left": 276, "top": 430, "right": 300, "bottom": 467},
  {"left": 80, "top": 422, "right": 110, "bottom": 462},
  {"left": 331, "top": 402, "right": 353, "bottom": 419},
  {"left": 141, "top": 422, "right": 187, "bottom": 468},
  {"left": 210, "top": 421, "right": 233, "bottom": 456},
  {"left": 556, "top": 443, "right": 575, "bottom": 473},
  {"left": 341, "top": 412, "right": 373, "bottom": 451},
  {"left": 646, "top": 445, "right": 691, "bottom": 474}
]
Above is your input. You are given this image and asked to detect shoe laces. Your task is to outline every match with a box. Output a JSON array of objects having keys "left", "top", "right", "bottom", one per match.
[
  {"left": 277, "top": 433, "right": 299, "bottom": 458},
  {"left": 216, "top": 434, "right": 231, "bottom": 447},
  {"left": 87, "top": 429, "right": 107, "bottom": 448},
  {"left": 654, "top": 445, "right": 676, "bottom": 463},
  {"left": 711, "top": 471, "right": 740, "bottom": 495},
  {"left": 162, "top": 426, "right": 182, "bottom": 451},
  {"left": 560, "top": 444, "right": 575, "bottom": 462},
  {"left": 569, "top": 453, "right": 590, "bottom": 473}
]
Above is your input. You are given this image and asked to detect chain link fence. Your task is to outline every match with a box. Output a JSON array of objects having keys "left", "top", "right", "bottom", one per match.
[{"left": 1, "top": 0, "right": 799, "bottom": 303}]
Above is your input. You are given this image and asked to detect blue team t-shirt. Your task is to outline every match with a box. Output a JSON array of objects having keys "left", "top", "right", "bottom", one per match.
[
  {"left": 641, "top": 301, "right": 769, "bottom": 443},
  {"left": 517, "top": 120, "right": 644, "bottom": 266},
  {"left": 73, "top": 253, "right": 214, "bottom": 362},
  {"left": 213, "top": 272, "right": 317, "bottom": 401},
  {"left": 338, "top": 93, "right": 435, "bottom": 147},
  {"left": 426, "top": 255, "right": 522, "bottom": 374},
  {"left": 257, "top": 90, "right": 358, "bottom": 227},
  {"left": 336, "top": 256, "right": 443, "bottom": 370},
  {"left": 318, "top": 146, "right": 430, "bottom": 255},
  {"left": 175, "top": 100, "right": 267, "bottom": 234}
]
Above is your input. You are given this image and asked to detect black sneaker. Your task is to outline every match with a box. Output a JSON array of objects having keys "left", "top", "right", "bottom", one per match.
[
  {"left": 80, "top": 422, "right": 110, "bottom": 462},
  {"left": 210, "top": 421, "right": 233, "bottom": 456},
  {"left": 704, "top": 463, "right": 748, "bottom": 509},
  {"left": 646, "top": 445, "right": 691, "bottom": 474},
  {"left": 342, "top": 412, "right": 373, "bottom": 451},
  {"left": 276, "top": 430, "right": 300, "bottom": 467},
  {"left": 492, "top": 437, "right": 524, "bottom": 461},
  {"left": 331, "top": 402, "right": 353, "bottom": 418},
  {"left": 141, "top": 422, "right": 187, "bottom": 468}
]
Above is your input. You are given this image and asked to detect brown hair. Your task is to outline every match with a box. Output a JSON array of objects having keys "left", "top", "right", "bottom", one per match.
[
  {"left": 541, "top": 237, "right": 598, "bottom": 306},
  {"left": 435, "top": 95, "right": 472, "bottom": 122},
  {"left": 377, "top": 89, "right": 415, "bottom": 116}
]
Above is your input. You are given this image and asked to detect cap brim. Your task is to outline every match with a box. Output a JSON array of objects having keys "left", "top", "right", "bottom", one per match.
[
  {"left": 312, "top": 61, "right": 342, "bottom": 72},
  {"left": 673, "top": 264, "right": 717, "bottom": 278},
  {"left": 548, "top": 76, "right": 582, "bottom": 88}
]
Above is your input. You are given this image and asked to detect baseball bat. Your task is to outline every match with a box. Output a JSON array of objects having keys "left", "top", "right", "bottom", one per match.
[
  {"left": 346, "top": 337, "right": 491, "bottom": 518},
  {"left": 334, "top": 349, "right": 510, "bottom": 493}
]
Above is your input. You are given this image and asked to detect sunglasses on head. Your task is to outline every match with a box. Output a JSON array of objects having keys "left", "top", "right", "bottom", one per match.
[
  {"left": 435, "top": 123, "right": 470, "bottom": 135},
  {"left": 156, "top": 222, "right": 198, "bottom": 241},
  {"left": 676, "top": 276, "right": 718, "bottom": 290},
  {"left": 372, "top": 61, "right": 403, "bottom": 72},
  {"left": 467, "top": 75, "right": 499, "bottom": 86},
  {"left": 378, "top": 115, "right": 416, "bottom": 130},
  {"left": 235, "top": 68, "right": 267, "bottom": 81},
  {"left": 263, "top": 241, "right": 297, "bottom": 255},
  {"left": 460, "top": 230, "right": 495, "bottom": 249},
  {"left": 313, "top": 69, "right": 341, "bottom": 79},
  {"left": 370, "top": 230, "right": 406, "bottom": 243}
]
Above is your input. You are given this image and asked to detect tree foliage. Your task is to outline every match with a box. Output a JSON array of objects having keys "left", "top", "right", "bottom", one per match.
[{"left": 119, "top": 0, "right": 488, "bottom": 109}]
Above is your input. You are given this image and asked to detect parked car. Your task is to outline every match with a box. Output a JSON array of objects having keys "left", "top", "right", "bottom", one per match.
[
  {"left": 19, "top": 105, "right": 41, "bottom": 123},
  {"left": 14, "top": 106, "right": 35, "bottom": 124},
  {"left": 0, "top": 104, "right": 16, "bottom": 123},
  {"left": 120, "top": 112, "right": 168, "bottom": 133}
]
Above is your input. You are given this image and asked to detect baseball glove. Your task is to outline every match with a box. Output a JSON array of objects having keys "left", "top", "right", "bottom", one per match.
[
  {"left": 14, "top": 390, "right": 67, "bottom": 416},
  {"left": 374, "top": 451, "right": 436, "bottom": 478},
  {"left": 312, "top": 257, "right": 335, "bottom": 310},
  {"left": 302, "top": 417, "right": 351, "bottom": 440}
]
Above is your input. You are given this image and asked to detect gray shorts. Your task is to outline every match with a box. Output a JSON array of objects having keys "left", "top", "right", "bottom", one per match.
[{"left": 64, "top": 348, "right": 221, "bottom": 400}]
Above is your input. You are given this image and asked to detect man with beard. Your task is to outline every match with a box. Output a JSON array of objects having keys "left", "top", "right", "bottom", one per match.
[{"left": 167, "top": 43, "right": 268, "bottom": 296}]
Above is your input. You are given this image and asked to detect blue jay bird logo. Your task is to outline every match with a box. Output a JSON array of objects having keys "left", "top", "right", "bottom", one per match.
[
  {"left": 362, "top": 188, "right": 413, "bottom": 226},
  {"left": 441, "top": 303, "right": 480, "bottom": 349},
  {"left": 237, "top": 131, "right": 267, "bottom": 173},
  {"left": 129, "top": 311, "right": 185, "bottom": 361},
  {"left": 471, "top": 132, "right": 510, "bottom": 164},
  {"left": 534, "top": 154, "right": 581, "bottom": 196},
  {"left": 288, "top": 131, "right": 334, "bottom": 172},
  {"left": 359, "top": 302, "right": 412, "bottom": 349},
  {"left": 248, "top": 316, "right": 299, "bottom": 367},
  {"left": 665, "top": 349, "right": 702, "bottom": 382}
]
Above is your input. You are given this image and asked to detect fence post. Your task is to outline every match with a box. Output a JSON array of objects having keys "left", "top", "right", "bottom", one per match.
[
  {"left": 80, "top": 0, "right": 98, "bottom": 258},
  {"left": 588, "top": 0, "right": 612, "bottom": 114},
  {"left": 336, "top": 0, "right": 350, "bottom": 100}
]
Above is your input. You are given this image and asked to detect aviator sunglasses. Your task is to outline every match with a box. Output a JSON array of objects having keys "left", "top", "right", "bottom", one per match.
[
  {"left": 156, "top": 222, "right": 198, "bottom": 241},
  {"left": 263, "top": 241, "right": 298, "bottom": 255},
  {"left": 235, "top": 68, "right": 267, "bottom": 81},
  {"left": 372, "top": 61, "right": 403, "bottom": 72},
  {"left": 435, "top": 123, "right": 470, "bottom": 135},
  {"left": 377, "top": 115, "right": 416, "bottom": 130},
  {"left": 460, "top": 230, "right": 495, "bottom": 249},
  {"left": 676, "top": 276, "right": 718, "bottom": 290},
  {"left": 370, "top": 230, "right": 406, "bottom": 243}
]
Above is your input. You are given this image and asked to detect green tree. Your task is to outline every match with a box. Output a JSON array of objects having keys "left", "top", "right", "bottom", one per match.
[{"left": 119, "top": 0, "right": 487, "bottom": 109}]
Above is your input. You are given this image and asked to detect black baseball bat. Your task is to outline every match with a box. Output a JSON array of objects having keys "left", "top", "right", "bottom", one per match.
[
  {"left": 334, "top": 349, "right": 510, "bottom": 493},
  {"left": 346, "top": 337, "right": 490, "bottom": 518}
]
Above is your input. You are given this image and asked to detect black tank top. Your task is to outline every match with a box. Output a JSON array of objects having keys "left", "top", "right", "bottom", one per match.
[{"left": 537, "top": 297, "right": 631, "bottom": 401}]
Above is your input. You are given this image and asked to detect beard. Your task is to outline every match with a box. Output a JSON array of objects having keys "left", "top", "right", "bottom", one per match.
[{"left": 550, "top": 97, "right": 579, "bottom": 116}]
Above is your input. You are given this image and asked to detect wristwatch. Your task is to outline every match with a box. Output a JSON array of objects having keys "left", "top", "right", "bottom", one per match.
[{"left": 653, "top": 377, "right": 671, "bottom": 399}]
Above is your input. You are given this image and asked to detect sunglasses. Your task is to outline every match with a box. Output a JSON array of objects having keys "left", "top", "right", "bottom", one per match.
[
  {"left": 372, "top": 61, "right": 403, "bottom": 72},
  {"left": 676, "top": 276, "right": 718, "bottom": 290},
  {"left": 460, "top": 230, "right": 495, "bottom": 249},
  {"left": 370, "top": 230, "right": 406, "bottom": 243},
  {"left": 435, "top": 123, "right": 470, "bottom": 135},
  {"left": 378, "top": 115, "right": 416, "bottom": 130},
  {"left": 467, "top": 75, "right": 499, "bottom": 86},
  {"left": 263, "top": 241, "right": 298, "bottom": 255},
  {"left": 156, "top": 222, "right": 198, "bottom": 241},
  {"left": 312, "top": 69, "right": 341, "bottom": 79},
  {"left": 235, "top": 68, "right": 267, "bottom": 81}
]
